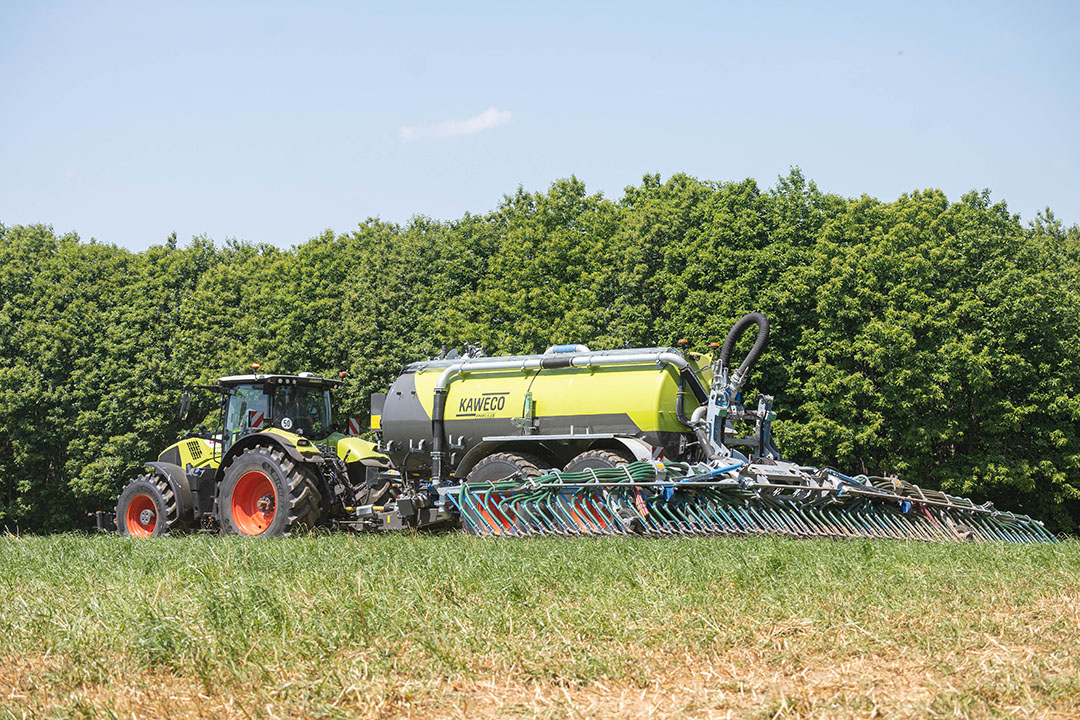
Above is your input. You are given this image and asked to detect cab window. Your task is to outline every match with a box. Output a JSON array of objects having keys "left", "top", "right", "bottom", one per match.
[
  {"left": 223, "top": 385, "right": 269, "bottom": 451},
  {"left": 273, "top": 385, "right": 331, "bottom": 438}
]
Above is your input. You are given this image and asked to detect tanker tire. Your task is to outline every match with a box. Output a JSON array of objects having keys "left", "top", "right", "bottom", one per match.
[
  {"left": 216, "top": 446, "right": 322, "bottom": 537},
  {"left": 563, "top": 449, "right": 634, "bottom": 473},
  {"left": 466, "top": 452, "right": 548, "bottom": 484},
  {"left": 116, "top": 474, "right": 188, "bottom": 537}
]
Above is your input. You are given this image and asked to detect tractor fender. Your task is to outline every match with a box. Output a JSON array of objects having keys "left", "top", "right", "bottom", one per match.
[
  {"left": 144, "top": 461, "right": 194, "bottom": 521},
  {"left": 221, "top": 432, "right": 321, "bottom": 472}
]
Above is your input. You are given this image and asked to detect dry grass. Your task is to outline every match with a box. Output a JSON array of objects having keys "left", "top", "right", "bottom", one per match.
[{"left": 0, "top": 534, "right": 1077, "bottom": 719}]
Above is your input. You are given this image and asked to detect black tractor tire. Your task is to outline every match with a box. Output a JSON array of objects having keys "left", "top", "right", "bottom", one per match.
[
  {"left": 563, "top": 448, "right": 635, "bottom": 473},
  {"left": 116, "top": 474, "right": 188, "bottom": 537},
  {"left": 466, "top": 452, "right": 548, "bottom": 484},
  {"left": 216, "top": 446, "right": 322, "bottom": 537}
]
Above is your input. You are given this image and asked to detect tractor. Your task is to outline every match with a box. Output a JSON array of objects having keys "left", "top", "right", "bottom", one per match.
[{"left": 113, "top": 370, "right": 389, "bottom": 537}]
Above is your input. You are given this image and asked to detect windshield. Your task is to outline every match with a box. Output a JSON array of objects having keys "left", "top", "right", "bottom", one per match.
[
  {"left": 273, "top": 385, "right": 332, "bottom": 439},
  {"left": 223, "top": 385, "right": 270, "bottom": 451}
]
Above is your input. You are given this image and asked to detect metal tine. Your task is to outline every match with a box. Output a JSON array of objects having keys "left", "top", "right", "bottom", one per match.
[
  {"left": 868, "top": 507, "right": 907, "bottom": 539},
  {"left": 913, "top": 508, "right": 952, "bottom": 541},
  {"left": 777, "top": 505, "right": 816, "bottom": 537},
  {"left": 845, "top": 509, "right": 879, "bottom": 539},
  {"left": 540, "top": 490, "right": 580, "bottom": 535},
  {"left": 915, "top": 507, "right": 953, "bottom": 541},
  {"left": 898, "top": 511, "right": 935, "bottom": 541},
  {"left": 712, "top": 501, "right": 743, "bottom": 534},
  {"left": 671, "top": 499, "right": 705, "bottom": 533},
  {"left": 487, "top": 495, "right": 527, "bottom": 538},
  {"left": 703, "top": 496, "right": 747, "bottom": 535},
  {"left": 874, "top": 508, "right": 912, "bottom": 540},
  {"left": 632, "top": 493, "right": 668, "bottom": 536},
  {"left": 756, "top": 499, "right": 797, "bottom": 535},
  {"left": 839, "top": 507, "right": 877, "bottom": 538},
  {"left": 550, "top": 493, "right": 588, "bottom": 536},
  {"left": 980, "top": 515, "right": 1022, "bottom": 543},
  {"left": 967, "top": 514, "right": 1004, "bottom": 542},
  {"left": 654, "top": 496, "right": 692, "bottom": 535},
  {"left": 567, "top": 491, "right": 606, "bottom": 535},
  {"left": 741, "top": 503, "right": 775, "bottom": 534},
  {"left": 806, "top": 506, "right": 850, "bottom": 538},
  {"left": 775, "top": 505, "right": 811, "bottom": 537},
  {"left": 651, "top": 499, "right": 693, "bottom": 535},
  {"left": 590, "top": 492, "right": 629, "bottom": 535},
  {"left": 499, "top": 493, "right": 537, "bottom": 535},
  {"left": 778, "top": 502, "right": 821, "bottom": 537},
  {"left": 463, "top": 490, "right": 501, "bottom": 536},
  {"left": 799, "top": 505, "right": 838, "bottom": 538},
  {"left": 813, "top": 504, "right": 853, "bottom": 537},
  {"left": 707, "top": 496, "right": 746, "bottom": 533},
  {"left": 791, "top": 505, "right": 829, "bottom": 537},
  {"left": 526, "top": 496, "right": 560, "bottom": 535},
  {"left": 896, "top": 511, "right": 936, "bottom": 542},
  {"left": 743, "top": 503, "right": 788, "bottom": 535},
  {"left": 692, "top": 495, "right": 734, "bottom": 534},
  {"left": 587, "top": 492, "right": 628, "bottom": 535},
  {"left": 915, "top": 507, "right": 952, "bottom": 541},
  {"left": 823, "top": 505, "right": 860, "bottom": 537},
  {"left": 725, "top": 503, "right": 761, "bottom": 534},
  {"left": 514, "top": 497, "right": 554, "bottom": 536},
  {"left": 569, "top": 492, "right": 606, "bottom": 535},
  {"left": 996, "top": 516, "right": 1035, "bottom": 544},
  {"left": 867, "top": 508, "right": 908, "bottom": 540},
  {"left": 680, "top": 498, "right": 718, "bottom": 534}
]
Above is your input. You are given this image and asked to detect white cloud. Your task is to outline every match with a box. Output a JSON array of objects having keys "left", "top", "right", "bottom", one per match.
[{"left": 399, "top": 107, "right": 512, "bottom": 142}]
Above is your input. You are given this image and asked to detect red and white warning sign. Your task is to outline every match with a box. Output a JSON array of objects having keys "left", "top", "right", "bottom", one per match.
[
  {"left": 248, "top": 409, "right": 265, "bottom": 429},
  {"left": 347, "top": 417, "right": 362, "bottom": 435}
]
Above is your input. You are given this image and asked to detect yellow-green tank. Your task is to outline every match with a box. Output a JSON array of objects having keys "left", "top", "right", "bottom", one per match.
[{"left": 378, "top": 347, "right": 712, "bottom": 476}]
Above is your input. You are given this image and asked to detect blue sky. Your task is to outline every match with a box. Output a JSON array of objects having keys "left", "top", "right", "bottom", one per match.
[{"left": 1, "top": 0, "right": 1077, "bottom": 251}]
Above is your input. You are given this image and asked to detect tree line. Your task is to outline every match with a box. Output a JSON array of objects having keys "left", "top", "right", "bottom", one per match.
[{"left": 2, "top": 170, "right": 1078, "bottom": 531}]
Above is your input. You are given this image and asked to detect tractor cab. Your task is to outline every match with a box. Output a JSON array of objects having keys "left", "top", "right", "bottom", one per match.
[{"left": 217, "top": 373, "right": 341, "bottom": 452}]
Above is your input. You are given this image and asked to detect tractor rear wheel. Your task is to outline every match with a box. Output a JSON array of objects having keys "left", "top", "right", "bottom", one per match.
[
  {"left": 115, "top": 475, "right": 187, "bottom": 537},
  {"left": 563, "top": 448, "right": 634, "bottom": 473},
  {"left": 466, "top": 452, "right": 547, "bottom": 483},
  {"left": 216, "top": 446, "right": 321, "bottom": 537}
]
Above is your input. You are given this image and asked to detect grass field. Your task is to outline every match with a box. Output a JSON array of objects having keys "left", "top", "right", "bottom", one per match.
[{"left": 1, "top": 534, "right": 1078, "bottom": 719}]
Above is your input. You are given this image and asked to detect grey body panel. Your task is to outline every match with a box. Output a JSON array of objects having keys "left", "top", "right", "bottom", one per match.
[{"left": 381, "top": 370, "right": 690, "bottom": 475}]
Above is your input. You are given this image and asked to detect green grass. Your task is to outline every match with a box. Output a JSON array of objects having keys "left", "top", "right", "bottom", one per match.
[{"left": 2, "top": 534, "right": 1079, "bottom": 718}]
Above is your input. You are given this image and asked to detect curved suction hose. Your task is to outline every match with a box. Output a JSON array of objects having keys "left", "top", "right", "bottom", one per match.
[{"left": 719, "top": 312, "right": 770, "bottom": 393}]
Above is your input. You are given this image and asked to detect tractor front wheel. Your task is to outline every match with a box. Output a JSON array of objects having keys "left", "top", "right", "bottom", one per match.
[
  {"left": 216, "top": 446, "right": 321, "bottom": 537},
  {"left": 115, "top": 475, "right": 187, "bottom": 537}
]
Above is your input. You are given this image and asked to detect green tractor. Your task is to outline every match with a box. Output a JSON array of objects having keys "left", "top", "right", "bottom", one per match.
[{"left": 114, "top": 370, "right": 389, "bottom": 537}]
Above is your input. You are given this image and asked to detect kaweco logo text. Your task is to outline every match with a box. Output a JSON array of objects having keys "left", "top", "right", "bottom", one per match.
[{"left": 457, "top": 392, "right": 508, "bottom": 417}]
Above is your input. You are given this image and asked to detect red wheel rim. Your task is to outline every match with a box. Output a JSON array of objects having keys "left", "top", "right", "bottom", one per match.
[
  {"left": 125, "top": 494, "right": 157, "bottom": 537},
  {"left": 231, "top": 470, "right": 277, "bottom": 535}
]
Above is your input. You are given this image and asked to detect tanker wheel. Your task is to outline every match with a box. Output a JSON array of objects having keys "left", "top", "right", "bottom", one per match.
[
  {"left": 115, "top": 474, "right": 188, "bottom": 537},
  {"left": 466, "top": 452, "right": 547, "bottom": 483},
  {"left": 216, "top": 446, "right": 322, "bottom": 537},
  {"left": 563, "top": 448, "right": 635, "bottom": 473}
]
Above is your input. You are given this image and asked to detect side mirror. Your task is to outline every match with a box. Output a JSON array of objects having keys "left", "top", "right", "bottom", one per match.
[{"left": 179, "top": 391, "right": 191, "bottom": 421}]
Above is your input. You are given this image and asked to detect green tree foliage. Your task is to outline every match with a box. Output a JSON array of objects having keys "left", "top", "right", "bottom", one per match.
[{"left": 1, "top": 171, "right": 1078, "bottom": 531}]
